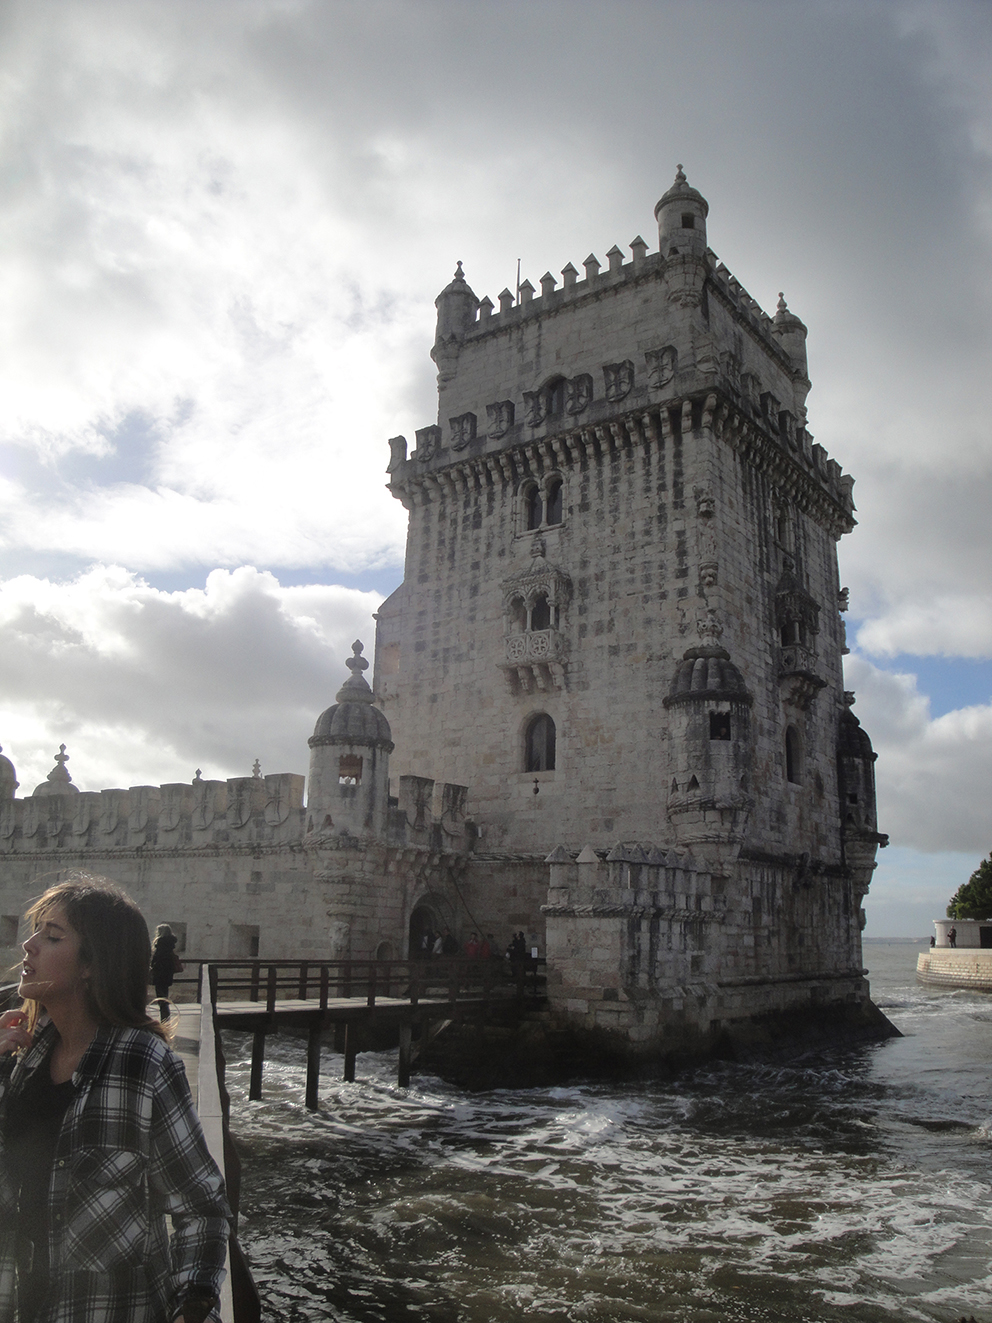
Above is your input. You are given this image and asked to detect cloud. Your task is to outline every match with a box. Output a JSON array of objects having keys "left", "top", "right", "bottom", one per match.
[
  {"left": 0, "top": 565, "right": 381, "bottom": 793},
  {"left": 844, "top": 652, "right": 992, "bottom": 853}
]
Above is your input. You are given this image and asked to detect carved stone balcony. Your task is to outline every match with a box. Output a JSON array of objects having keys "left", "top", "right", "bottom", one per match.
[
  {"left": 778, "top": 643, "right": 827, "bottom": 710},
  {"left": 500, "top": 630, "right": 567, "bottom": 693}
]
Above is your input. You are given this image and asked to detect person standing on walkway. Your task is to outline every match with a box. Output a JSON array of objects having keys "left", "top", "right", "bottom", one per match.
[
  {"left": 0, "top": 875, "right": 230, "bottom": 1323},
  {"left": 150, "top": 922, "right": 182, "bottom": 1022}
]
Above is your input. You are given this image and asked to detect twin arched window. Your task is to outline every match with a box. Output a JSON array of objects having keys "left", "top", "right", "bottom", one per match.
[{"left": 525, "top": 714, "right": 556, "bottom": 771}]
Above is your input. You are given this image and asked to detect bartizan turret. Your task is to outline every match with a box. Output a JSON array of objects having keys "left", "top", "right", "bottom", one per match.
[
  {"left": 431, "top": 261, "right": 479, "bottom": 383},
  {"left": 306, "top": 641, "right": 394, "bottom": 840},
  {"left": 837, "top": 692, "right": 888, "bottom": 926},
  {"left": 663, "top": 646, "right": 753, "bottom": 860},
  {"left": 654, "top": 163, "right": 709, "bottom": 258}
]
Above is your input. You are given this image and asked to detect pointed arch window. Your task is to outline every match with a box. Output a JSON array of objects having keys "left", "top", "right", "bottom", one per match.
[{"left": 525, "top": 714, "right": 556, "bottom": 772}]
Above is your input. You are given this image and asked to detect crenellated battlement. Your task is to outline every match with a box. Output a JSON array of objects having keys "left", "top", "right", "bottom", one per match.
[
  {"left": 389, "top": 171, "right": 852, "bottom": 522},
  {"left": 0, "top": 770, "right": 308, "bottom": 853}
]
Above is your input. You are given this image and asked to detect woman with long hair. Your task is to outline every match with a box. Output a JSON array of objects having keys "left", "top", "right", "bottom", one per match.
[
  {"left": 150, "top": 923, "right": 180, "bottom": 1022},
  {"left": 0, "top": 874, "right": 230, "bottom": 1323}
]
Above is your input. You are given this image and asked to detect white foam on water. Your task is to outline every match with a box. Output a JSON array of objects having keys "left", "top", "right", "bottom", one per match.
[{"left": 227, "top": 945, "right": 992, "bottom": 1321}]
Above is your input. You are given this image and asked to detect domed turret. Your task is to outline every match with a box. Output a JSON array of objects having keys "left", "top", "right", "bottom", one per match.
[
  {"left": 32, "top": 744, "right": 80, "bottom": 797},
  {"left": 666, "top": 645, "right": 747, "bottom": 701},
  {"left": 663, "top": 647, "right": 752, "bottom": 854},
  {"left": 837, "top": 693, "right": 880, "bottom": 838},
  {"left": 654, "top": 165, "right": 709, "bottom": 259},
  {"left": 0, "top": 744, "right": 18, "bottom": 799},
  {"left": 431, "top": 261, "right": 479, "bottom": 381},
  {"left": 773, "top": 292, "right": 809, "bottom": 381},
  {"left": 307, "top": 641, "right": 394, "bottom": 839}
]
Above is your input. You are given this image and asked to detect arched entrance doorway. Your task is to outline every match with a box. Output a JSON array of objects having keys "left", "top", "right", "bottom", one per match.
[{"left": 408, "top": 905, "right": 436, "bottom": 960}]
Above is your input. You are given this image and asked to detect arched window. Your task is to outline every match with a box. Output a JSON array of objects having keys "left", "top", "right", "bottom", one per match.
[
  {"left": 545, "top": 478, "right": 563, "bottom": 526},
  {"left": 785, "top": 726, "right": 802, "bottom": 784},
  {"left": 530, "top": 594, "right": 551, "bottom": 631},
  {"left": 338, "top": 754, "right": 363, "bottom": 785},
  {"left": 508, "top": 595, "right": 527, "bottom": 633},
  {"left": 525, "top": 483, "right": 543, "bottom": 530},
  {"left": 525, "top": 714, "right": 556, "bottom": 772}
]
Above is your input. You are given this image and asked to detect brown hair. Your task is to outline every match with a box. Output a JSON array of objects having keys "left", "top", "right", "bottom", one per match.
[{"left": 23, "top": 873, "right": 168, "bottom": 1040}]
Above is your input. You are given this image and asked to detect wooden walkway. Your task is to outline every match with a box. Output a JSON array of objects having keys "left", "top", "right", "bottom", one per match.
[{"left": 199, "top": 957, "right": 546, "bottom": 1108}]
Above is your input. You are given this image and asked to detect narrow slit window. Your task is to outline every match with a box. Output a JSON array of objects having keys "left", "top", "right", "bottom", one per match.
[{"left": 785, "top": 727, "right": 802, "bottom": 784}]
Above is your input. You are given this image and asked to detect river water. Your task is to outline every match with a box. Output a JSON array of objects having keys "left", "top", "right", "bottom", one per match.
[{"left": 226, "top": 941, "right": 992, "bottom": 1322}]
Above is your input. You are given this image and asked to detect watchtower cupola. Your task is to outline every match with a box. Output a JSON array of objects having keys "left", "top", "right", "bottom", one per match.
[
  {"left": 431, "top": 261, "right": 479, "bottom": 382},
  {"left": 654, "top": 164, "right": 709, "bottom": 259},
  {"left": 307, "top": 641, "right": 394, "bottom": 840}
]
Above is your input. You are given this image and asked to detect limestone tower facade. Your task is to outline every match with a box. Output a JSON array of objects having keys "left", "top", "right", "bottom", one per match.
[
  {"left": 376, "top": 168, "right": 889, "bottom": 1054},
  {"left": 378, "top": 168, "right": 872, "bottom": 869}
]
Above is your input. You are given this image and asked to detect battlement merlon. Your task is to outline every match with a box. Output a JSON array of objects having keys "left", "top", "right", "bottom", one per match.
[{"left": 387, "top": 169, "right": 853, "bottom": 533}]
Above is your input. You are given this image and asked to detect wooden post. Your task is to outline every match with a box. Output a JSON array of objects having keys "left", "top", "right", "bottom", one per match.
[
  {"left": 419, "top": 1018, "right": 429, "bottom": 1069},
  {"left": 265, "top": 966, "right": 278, "bottom": 1014},
  {"left": 397, "top": 1022, "right": 412, "bottom": 1088},
  {"left": 333, "top": 1021, "right": 347, "bottom": 1053},
  {"left": 249, "top": 1027, "right": 265, "bottom": 1101},
  {"left": 305, "top": 1022, "right": 321, "bottom": 1111},
  {"left": 343, "top": 1025, "right": 357, "bottom": 1083},
  {"left": 298, "top": 961, "right": 309, "bottom": 1000}
]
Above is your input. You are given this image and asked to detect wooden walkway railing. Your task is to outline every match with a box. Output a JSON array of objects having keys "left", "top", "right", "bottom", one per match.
[{"left": 201, "top": 956, "right": 546, "bottom": 1106}]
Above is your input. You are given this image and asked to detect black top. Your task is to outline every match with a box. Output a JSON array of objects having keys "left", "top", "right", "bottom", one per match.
[
  {"left": 150, "top": 932, "right": 179, "bottom": 985},
  {"left": 4, "top": 1053, "right": 76, "bottom": 1313}
]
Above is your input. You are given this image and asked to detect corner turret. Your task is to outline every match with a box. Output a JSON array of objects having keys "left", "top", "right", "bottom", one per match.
[
  {"left": 654, "top": 165, "right": 709, "bottom": 259},
  {"left": 306, "top": 641, "right": 394, "bottom": 840},
  {"left": 431, "top": 261, "right": 479, "bottom": 382},
  {"left": 663, "top": 646, "right": 753, "bottom": 858}
]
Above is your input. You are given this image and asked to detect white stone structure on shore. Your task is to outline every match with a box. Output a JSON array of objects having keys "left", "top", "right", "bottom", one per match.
[{"left": 0, "top": 170, "right": 892, "bottom": 1063}]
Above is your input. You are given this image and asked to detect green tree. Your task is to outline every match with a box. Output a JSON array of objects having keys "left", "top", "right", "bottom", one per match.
[{"left": 946, "top": 854, "right": 992, "bottom": 919}]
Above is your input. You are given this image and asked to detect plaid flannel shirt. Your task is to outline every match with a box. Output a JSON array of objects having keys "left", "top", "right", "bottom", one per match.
[{"left": 0, "top": 1020, "right": 231, "bottom": 1323}]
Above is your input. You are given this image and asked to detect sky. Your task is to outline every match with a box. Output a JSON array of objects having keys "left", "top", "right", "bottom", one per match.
[{"left": 0, "top": 0, "right": 989, "bottom": 937}]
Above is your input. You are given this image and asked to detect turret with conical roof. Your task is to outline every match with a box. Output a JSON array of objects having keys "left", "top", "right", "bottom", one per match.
[
  {"left": 431, "top": 261, "right": 479, "bottom": 383},
  {"left": 306, "top": 641, "right": 394, "bottom": 839},
  {"left": 655, "top": 164, "right": 709, "bottom": 259}
]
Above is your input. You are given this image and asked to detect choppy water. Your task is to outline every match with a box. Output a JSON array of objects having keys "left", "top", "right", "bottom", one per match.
[{"left": 226, "top": 941, "right": 992, "bottom": 1322}]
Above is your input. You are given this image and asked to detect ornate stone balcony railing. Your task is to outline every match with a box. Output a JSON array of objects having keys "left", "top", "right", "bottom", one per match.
[{"left": 500, "top": 630, "right": 567, "bottom": 692}]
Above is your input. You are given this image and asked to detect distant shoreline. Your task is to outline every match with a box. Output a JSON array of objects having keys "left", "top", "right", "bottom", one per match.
[{"left": 863, "top": 937, "right": 929, "bottom": 944}]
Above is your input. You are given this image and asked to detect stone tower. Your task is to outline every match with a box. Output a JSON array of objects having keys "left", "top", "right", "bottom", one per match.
[
  {"left": 377, "top": 168, "right": 890, "bottom": 1059},
  {"left": 378, "top": 168, "right": 867, "bottom": 863}
]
